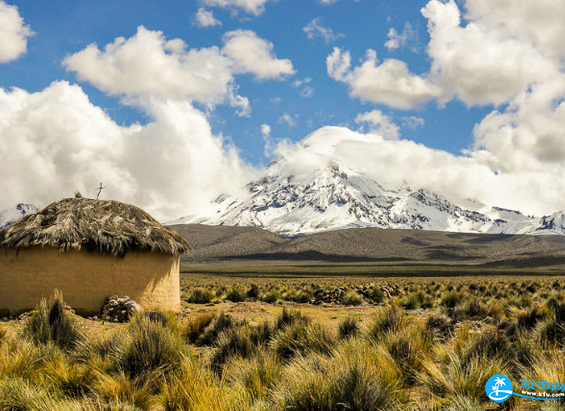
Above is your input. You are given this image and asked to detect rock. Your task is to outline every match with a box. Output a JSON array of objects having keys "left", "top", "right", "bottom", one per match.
[{"left": 101, "top": 295, "right": 143, "bottom": 323}]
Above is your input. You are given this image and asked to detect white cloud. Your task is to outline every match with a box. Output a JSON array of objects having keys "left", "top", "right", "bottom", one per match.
[
  {"left": 202, "top": 0, "right": 273, "bottom": 16},
  {"left": 401, "top": 116, "right": 425, "bottom": 130},
  {"left": 355, "top": 110, "right": 400, "bottom": 140},
  {"left": 64, "top": 26, "right": 234, "bottom": 105},
  {"left": 0, "top": 81, "right": 255, "bottom": 221},
  {"left": 278, "top": 113, "right": 296, "bottom": 127},
  {"left": 195, "top": 8, "right": 221, "bottom": 27},
  {"left": 416, "top": 0, "right": 565, "bottom": 179},
  {"left": 64, "top": 26, "right": 293, "bottom": 112},
  {"left": 422, "top": 0, "right": 556, "bottom": 107},
  {"left": 327, "top": 47, "right": 443, "bottom": 109},
  {"left": 0, "top": 1, "right": 33, "bottom": 63},
  {"left": 274, "top": 126, "right": 565, "bottom": 216},
  {"left": 384, "top": 22, "right": 416, "bottom": 51},
  {"left": 293, "top": 77, "right": 314, "bottom": 98},
  {"left": 221, "top": 30, "right": 295, "bottom": 80},
  {"left": 303, "top": 18, "right": 343, "bottom": 44}
]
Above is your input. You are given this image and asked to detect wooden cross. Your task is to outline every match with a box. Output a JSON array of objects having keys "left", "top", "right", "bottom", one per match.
[{"left": 96, "top": 183, "right": 107, "bottom": 200}]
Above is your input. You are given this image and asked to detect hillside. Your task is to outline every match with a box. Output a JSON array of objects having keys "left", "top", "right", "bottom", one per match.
[{"left": 170, "top": 223, "right": 565, "bottom": 268}]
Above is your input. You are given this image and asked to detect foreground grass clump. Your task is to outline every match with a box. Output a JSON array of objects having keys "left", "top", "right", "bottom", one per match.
[
  {"left": 23, "top": 294, "right": 84, "bottom": 351},
  {"left": 2, "top": 275, "right": 565, "bottom": 409}
]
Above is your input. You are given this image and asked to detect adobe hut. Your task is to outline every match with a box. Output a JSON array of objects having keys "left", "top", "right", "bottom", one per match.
[{"left": 0, "top": 197, "right": 190, "bottom": 315}]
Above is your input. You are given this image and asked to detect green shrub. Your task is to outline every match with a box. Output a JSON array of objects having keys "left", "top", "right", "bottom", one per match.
[
  {"left": 400, "top": 290, "right": 433, "bottom": 310},
  {"left": 184, "top": 288, "right": 214, "bottom": 304},
  {"left": 226, "top": 288, "right": 247, "bottom": 302},
  {"left": 342, "top": 290, "right": 364, "bottom": 306},
  {"left": 260, "top": 289, "right": 280, "bottom": 303},
  {"left": 282, "top": 289, "right": 313, "bottom": 303},
  {"left": 441, "top": 292, "right": 462, "bottom": 308},
  {"left": 369, "top": 288, "right": 385, "bottom": 303}
]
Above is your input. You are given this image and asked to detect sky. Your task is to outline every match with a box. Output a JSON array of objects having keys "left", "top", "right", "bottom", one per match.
[{"left": 1, "top": 0, "right": 565, "bottom": 221}]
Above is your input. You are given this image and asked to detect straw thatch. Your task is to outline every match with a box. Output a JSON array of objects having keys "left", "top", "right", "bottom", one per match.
[{"left": 0, "top": 198, "right": 190, "bottom": 257}]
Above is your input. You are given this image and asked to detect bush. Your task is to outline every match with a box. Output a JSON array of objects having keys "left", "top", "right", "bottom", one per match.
[
  {"left": 400, "top": 290, "right": 433, "bottom": 310},
  {"left": 196, "top": 312, "right": 235, "bottom": 347},
  {"left": 342, "top": 290, "right": 364, "bottom": 306},
  {"left": 369, "top": 288, "right": 385, "bottom": 304},
  {"left": 441, "top": 292, "right": 462, "bottom": 308},
  {"left": 338, "top": 317, "right": 359, "bottom": 340},
  {"left": 23, "top": 294, "right": 83, "bottom": 351},
  {"left": 259, "top": 289, "right": 280, "bottom": 303},
  {"left": 425, "top": 313, "right": 454, "bottom": 340},
  {"left": 224, "top": 350, "right": 282, "bottom": 400},
  {"left": 185, "top": 288, "right": 214, "bottom": 304},
  {"left": 273, "top": 342, "right": 403, "bottom": 411},
  {"left": 271, "top": 323, "right": 335, "bottom": 361},
  {"left": 367, "top": 305, "right": 405, "bottom": 341},
  {"left": 226, "top": 288, "right": 247, "bottom": 302},
  {"left": 210, "top": 328, "right": 255, "bottom": 374},
  {"left": 183, "top": 312, "right": 215, "bottom": 344},
  {"left": 246, "top": 284, "right": 260, "bottom": 299},
  {"left": 275, "top": 308, "right": 310, "bottom": 330},
  {"left": 115, "top": 312, "right": 184, "bottom": 381}
]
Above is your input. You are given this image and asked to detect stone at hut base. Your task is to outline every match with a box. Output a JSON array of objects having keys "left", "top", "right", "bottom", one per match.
[{"left": 101, "top": 295, "right": 142, "bottom": 323}]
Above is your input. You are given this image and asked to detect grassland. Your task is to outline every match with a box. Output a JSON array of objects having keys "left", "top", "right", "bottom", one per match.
[{"left": 2, "top": 270, "right": 565, "bottom": 410}]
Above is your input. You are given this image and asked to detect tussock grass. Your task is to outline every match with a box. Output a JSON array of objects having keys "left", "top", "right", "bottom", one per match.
[
  {"left": 367, "top": 304, "right": 406, "bottom": 341},
  {"left": 2, "top": 276, "right": 565, "bottom": 408},
  {"left": 23, "top": 293, "right": 84, "bottom": 351}
]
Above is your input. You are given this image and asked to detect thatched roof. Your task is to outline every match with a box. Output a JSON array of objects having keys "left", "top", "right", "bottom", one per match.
[{"left": 0, "top": 198, "right": 190, "bottom": 257}]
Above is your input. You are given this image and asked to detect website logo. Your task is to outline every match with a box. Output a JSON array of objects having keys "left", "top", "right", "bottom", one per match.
[
  {"left": 486, "top": 374, "right": 513, "bottom": 403},
  {"left": 486, "top": 374, "right": 565, "bottom": 402}
]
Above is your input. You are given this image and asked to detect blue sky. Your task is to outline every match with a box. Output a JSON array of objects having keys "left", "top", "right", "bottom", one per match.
[
  {"left": 1, "top": 0, "right": 565, "bottom": 220},
  {"left": 1, "top": 0, "right": 488, "bottom": 164}
]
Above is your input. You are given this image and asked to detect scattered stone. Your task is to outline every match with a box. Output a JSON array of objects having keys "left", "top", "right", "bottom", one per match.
[{"left": 101, "top": 295, "right": 142, "bottom": 323}]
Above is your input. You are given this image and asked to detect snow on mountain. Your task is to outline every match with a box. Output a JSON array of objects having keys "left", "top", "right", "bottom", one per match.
[
  {"left": 170, "top": 127, "right": 565, "bottom": 236},
  {"left": 0, "top": 204, "right": 38, "bottom": 229}
]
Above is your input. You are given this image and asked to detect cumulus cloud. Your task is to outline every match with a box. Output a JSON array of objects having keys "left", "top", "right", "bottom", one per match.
[
  {"left": 0, "top": 1, "right": 33, "bottom": 63},
  {"left": 327, "top": 47, "right": 443, "bottom": 109},
  {"left": 384, "top": 22, "right": 416, "bottom": 51},
  {"left": 0, "top": 81, "right": 255, "bottom": 220},
  {"left": 221, "top": 30, "right": 295, "bottom": 80},
  {"left": 63, "top": 26, "right": 293, "bottom": 113},
  {"left": 202, "top": 0, "right": 273, "bottom": 16},
  {"left": 194, "top": 8, "right": 221, "bottom": 27},
  {"left": 417, "top": 0, "right": 565, "bottom": 178},
  {"left": 355, "top": 110, "right": 400, "bottom": 140},
  {"left": 422, "top": 0, "right": 556, "bottom": 106},
  {"left": 63, "top": 26, "right": 234, "bottom": 105},
  {"left": 303, "top": 18, "right": 343, "bottom": 44},
  {"left": 274, "top": 126, "right": 565, "bottom": 216}
]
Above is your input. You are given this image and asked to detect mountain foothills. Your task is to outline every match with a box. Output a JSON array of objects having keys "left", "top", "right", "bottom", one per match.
[{"left": 172, "top": 127, "right": 565, "bottom": 237}]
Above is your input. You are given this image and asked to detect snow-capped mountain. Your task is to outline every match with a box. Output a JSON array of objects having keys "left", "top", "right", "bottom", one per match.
[
  {"left": 0, "top": 204, "right": 38, "bottom": 229},
  {"left": 171, "top": 127, "right": 564, "bottom": 236}
]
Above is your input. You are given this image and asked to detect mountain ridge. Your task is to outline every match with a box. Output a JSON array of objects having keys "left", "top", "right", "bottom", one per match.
[{"left": 171, "top": 127, "right": 563, "bottom": 236}]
